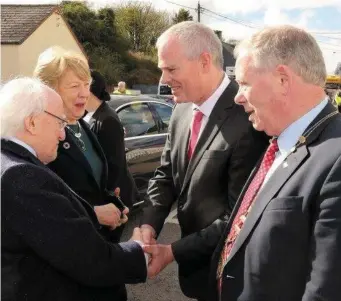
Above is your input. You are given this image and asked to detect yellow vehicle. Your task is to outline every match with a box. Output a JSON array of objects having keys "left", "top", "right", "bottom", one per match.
[{"left": 325, "top": 74, "right": 341, "bottom": 89}]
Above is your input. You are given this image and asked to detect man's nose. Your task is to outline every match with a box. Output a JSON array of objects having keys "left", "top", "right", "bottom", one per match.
[
  {"left": 160, "top": 72, "right": 171, "bottom": 85},
  {"left": 234, "top": 90, "right": 245, "bottom": 105}
]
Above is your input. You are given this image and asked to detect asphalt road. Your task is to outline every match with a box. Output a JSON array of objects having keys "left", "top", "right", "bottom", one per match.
[{"left": 121, "top": 206, "right": 195, "bottom": 301}]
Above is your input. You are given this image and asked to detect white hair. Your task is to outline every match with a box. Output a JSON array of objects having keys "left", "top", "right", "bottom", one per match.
[
  {"left": 0, "top": 77, "right": 50, "bottom": 137},
  {"left": 156, "top": 21, "right": 224, "bottom": 68},
  {"left": 118, "top": 81, "right": 126, "bottom": 86},
  {"left": 234, "top": 25, "right": 327, "bottom": 87}
]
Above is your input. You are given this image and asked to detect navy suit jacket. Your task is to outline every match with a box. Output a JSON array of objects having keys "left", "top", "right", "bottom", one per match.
[{"left": 174, "top": 103, "right": 341, "bottom": 301}]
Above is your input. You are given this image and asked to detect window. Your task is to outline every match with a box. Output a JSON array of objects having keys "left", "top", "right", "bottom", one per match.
[
  {"left": 117, "top": 103, "right": 158, "bottom": 138},
  {"left": 152, "top": 103, "right": 173, "bottom": 133}
]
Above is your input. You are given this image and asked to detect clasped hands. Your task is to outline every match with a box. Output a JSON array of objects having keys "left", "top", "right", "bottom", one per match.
[
  {"left": 130, "top": 226, "right": 174, "bottom": 278},
  {"left": 94, "top": 188, "right": 129, "bottom": 230}
]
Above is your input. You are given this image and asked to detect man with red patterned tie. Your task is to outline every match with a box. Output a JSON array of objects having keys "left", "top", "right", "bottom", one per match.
[
  {"left": 144, "top": 25, "right": 341, "bottom": 301},
  {"left": 139, "top": 21, "right": 268, "bottom": 300}
]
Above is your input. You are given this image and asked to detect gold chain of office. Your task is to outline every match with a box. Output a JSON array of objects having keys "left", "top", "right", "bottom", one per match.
[{"left": 271, "top": 110, "right": 339, "bottom": 154}]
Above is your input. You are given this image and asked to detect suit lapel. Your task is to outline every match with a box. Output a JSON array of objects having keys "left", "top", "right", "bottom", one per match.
[
  {"left": 177, "top": 105, "right": 192, "bottom": 185},
  {"left": 180, "top": 82, "right": 237, "bottom": 195},
  {"left": 226, "top": 102, "right": 338, "bottom": 264},
  {"left": 59, "top": 129, "right": 94, "bottom": 177},
  {"left": 58, "top": 120, "right": 107, "bottom": 191},
  {"left": 226, "top": 145, "right": 309, "bottom": 263}
]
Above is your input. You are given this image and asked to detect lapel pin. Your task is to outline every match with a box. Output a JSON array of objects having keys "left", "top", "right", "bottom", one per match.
[
  {"left": 298, "top": 136, "right": 306, "bottom": 144},
  {"left": 63, "top": 142, "right": 70, "bottom": 149},
  {"left": 283, "top": 161, "right": 288, "bottom": 168}
]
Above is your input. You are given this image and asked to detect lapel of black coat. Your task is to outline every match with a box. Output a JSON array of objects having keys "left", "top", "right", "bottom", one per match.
[
  {"left": 58, "top": 119, "right": 108, "bottom": 191},
  {"left": 225, "top": 102, "right": 339, "bottom": 264},
  {"left": 88, "top": 102, "right": 106, "bottom": 132},
  {"left": 180, "top": 81, "right": 238, "bottom": 196}
]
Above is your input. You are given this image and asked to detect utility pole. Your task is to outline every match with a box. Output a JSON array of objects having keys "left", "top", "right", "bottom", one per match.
[{"left": 197, "top": 1, "right": 201, "bottom": 22}]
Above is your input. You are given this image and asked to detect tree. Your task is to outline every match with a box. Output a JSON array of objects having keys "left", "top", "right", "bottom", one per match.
[
  {"left": 61, "top": 1, "right": 129, "bottom": 85},
  {"left": 172, "top": 8, "right": 193, "bottom": 24},
  {"left": 61, "top": 1, "right": 163, "bottom": 86},
  {"left": 115, "top": 1, "right": 171, "bottom": 53},
  {"left": 335, "top": 62, "right": 341, "bottom": 75}
]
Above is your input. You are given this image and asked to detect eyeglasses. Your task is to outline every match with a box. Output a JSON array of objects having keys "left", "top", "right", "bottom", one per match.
[{"left": 44, "top": 110, "right": 68, "bottom": 130}]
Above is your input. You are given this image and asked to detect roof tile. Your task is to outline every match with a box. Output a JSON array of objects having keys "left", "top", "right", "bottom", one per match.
[{"left": 1, "top": 5, "right": 58, "bottom": 44}]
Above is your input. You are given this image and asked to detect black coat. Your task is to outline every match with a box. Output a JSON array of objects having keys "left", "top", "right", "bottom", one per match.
[
  {"left": 174, "top": 103, "right": 341, "bottom": 301},
  {"left": 142, "top": 81, "right": 269, "bottom": 300},
  {"left": 88, "top": 102, "right": 138, "bottom": 208},
  {"left": 1, "top": 140, "right": 147, "bottom": 301},
  {"left": 48, "top": 119, "right": 123, "bottom": 242},
  {"left": 48, "top": 119, "right": 108, "bottom": 206}
]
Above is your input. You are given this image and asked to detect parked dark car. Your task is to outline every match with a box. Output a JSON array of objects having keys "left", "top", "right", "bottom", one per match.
[{"left": 108, "top": 95, "right": 174, "bottom": 204}]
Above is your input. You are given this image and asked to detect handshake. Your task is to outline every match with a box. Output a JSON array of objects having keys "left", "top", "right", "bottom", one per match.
[{"left": 130, "top": 225, "right": 175, "bottom": 278}]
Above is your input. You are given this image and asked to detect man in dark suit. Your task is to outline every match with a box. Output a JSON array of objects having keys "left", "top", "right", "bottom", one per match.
[
  {"left": 1, "top": 78, "right": 147, "bottom": 301},
  {"left": 144, "top": 25, "right": 341, "bottom": 301},
  {"left": 140, "top": 21, "right": 268, "bottom": 300}
]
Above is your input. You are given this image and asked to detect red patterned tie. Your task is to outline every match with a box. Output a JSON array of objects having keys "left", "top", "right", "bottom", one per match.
[
  {"left": 188, "top": 109, "right": 204, "bottom": 159},
  {"left": 217, "top": 138, "right": 279, "bottom": 290}
]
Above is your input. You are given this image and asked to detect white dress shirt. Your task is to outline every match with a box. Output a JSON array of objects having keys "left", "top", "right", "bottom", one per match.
[
  {"left": 192, "top": 73, "right": 231, "bottom": 138},
  {"left": 261, "top": 98, "right": 328, "bottom": 190}
]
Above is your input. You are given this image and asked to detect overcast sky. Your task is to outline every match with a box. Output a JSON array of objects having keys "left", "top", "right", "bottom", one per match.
[{"left": 2, "top": 0, "right": 341, "bottom": 72}]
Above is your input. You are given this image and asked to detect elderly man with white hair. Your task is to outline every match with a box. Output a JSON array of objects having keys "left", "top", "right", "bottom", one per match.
[{"left": 1, "top": 77, "right": 148, "bottom": 301}]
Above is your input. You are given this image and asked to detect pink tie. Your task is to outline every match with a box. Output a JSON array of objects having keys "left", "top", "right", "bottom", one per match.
[
  {"left": 217, "top": 139, "right": 279, "bottom": 291},
  {"left": 188, "top": 109, "right": 204, "bottom": 159}
]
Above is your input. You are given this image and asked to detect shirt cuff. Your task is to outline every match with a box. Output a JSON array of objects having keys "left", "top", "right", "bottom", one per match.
[{"left": 134, "top": 240, "right": 149, "bottom": 266}]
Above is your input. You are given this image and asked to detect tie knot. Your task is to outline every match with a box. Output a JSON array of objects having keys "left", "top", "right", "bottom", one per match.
[
  {"left": 267, "top": 138, "right": 279, "bottom": 156},
  {"left": 193, "top": 109, "right": 204, "bottom": 122}
]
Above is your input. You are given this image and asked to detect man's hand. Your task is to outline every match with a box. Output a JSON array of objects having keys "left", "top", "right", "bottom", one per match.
[
  {"left": 119, "top": 207, "right": 129, "bottom": 225},
  {"left": 143, "top": 244, "right": 174, "bottom": 278},
  {"left": 130, "top": 227, "right": 143, "bottom": 241},
  {"left": 94, "top": 203, "right": 128, "bottom": 230},
  {"left": 140, "top": 224, "right": 156, "bottom": 245}
]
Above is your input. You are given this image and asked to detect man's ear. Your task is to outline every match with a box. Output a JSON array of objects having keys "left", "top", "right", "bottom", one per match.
[
  {"left": 275, "top": 65, "right": 291, "bottom": 96},
  {"left": 200, "top": 52, "right": 211, "bottom": 73},
  {"left": 24, "top": 115, "right": 38, "bottom": 135}
]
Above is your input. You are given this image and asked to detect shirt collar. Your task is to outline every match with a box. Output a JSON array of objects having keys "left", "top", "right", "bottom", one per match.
[
  {"left": 193, "top": 73, "right": 231, "bottom": 117},
  {"left": 277, "top": 98, "right": 328, "bottom": 155},
  {"left": 7, "top": 137, "right": 37, "bottom": 157}
]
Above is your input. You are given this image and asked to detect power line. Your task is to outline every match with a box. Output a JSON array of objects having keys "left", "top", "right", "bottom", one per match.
[
  {"left": 201, "top": 10, "right": 259, "bottom": 30},
  {"left": 202, "top": 7, "right": 260, "bottom": 29},
  {"left": 164, "top": 0, "right": 341, "bottom": 43},
  {"left": 164, "top": 0, "right": 196, "bottom": 12}
]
